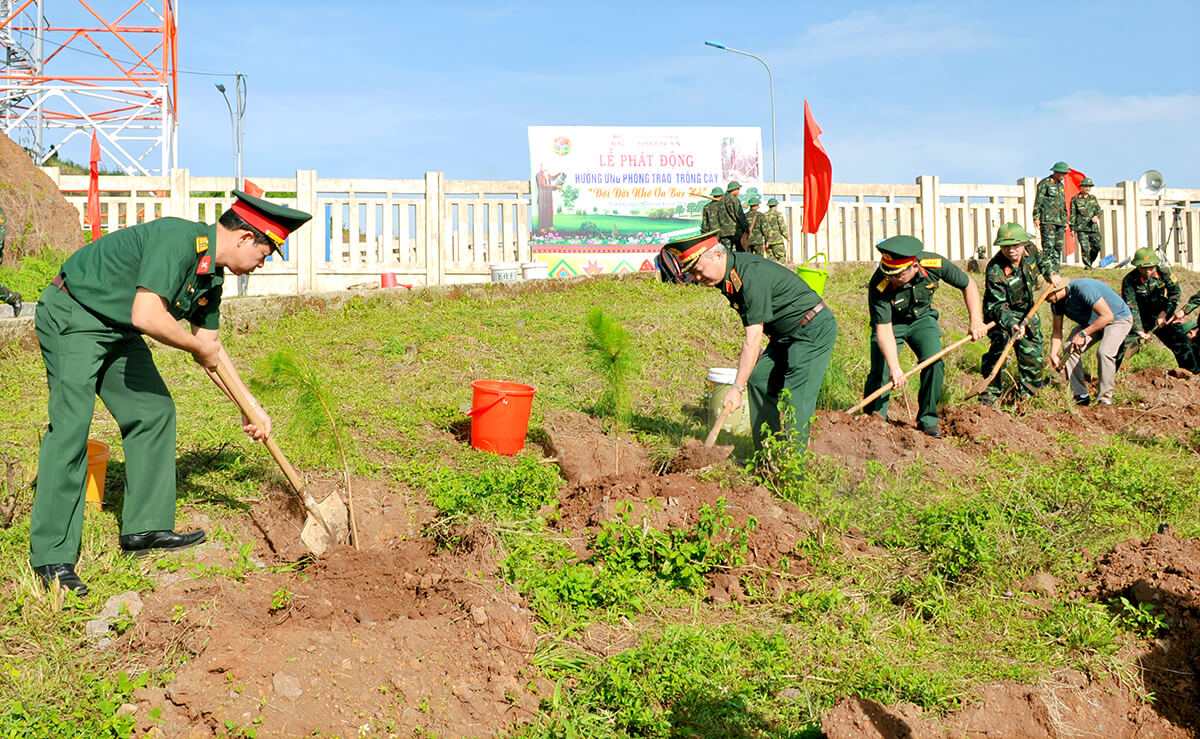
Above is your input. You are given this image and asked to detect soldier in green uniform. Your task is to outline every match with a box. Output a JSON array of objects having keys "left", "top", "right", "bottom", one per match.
[
  {"left": 978, "top": 223, "right": 1046, "bottom": 405},
  {"left": 744, "top": 194, "right": 767, "bottom": 256},
  {"left": 0, "top": 207, "right": 23, "bottom": 316},
  {"left": 718, "top": 180, "right": 750, "bottom": 251},
  {"left": 762, "top": 198, "right": 789, "bottom": 262},
  {"left": 700, "top": 187, "right": 723, "bottom": 235},
  {"left": 30, "top": 191, "right": 311, "bottom": 596},
  {"left": 1033, "top": 162, "right": 1070, "bottom": 276},
  {"left": 862, "top": 235, "right": 987, "bottom": 437},
  {"left": 1070, "top": 178, "right": 1103, "bottom": 268},
  {"left": 1117, "top": 247, "right": 1195, "bottom": 371},
  {"left": 667, "top": 231, "right": 836, "bottom": 448}
]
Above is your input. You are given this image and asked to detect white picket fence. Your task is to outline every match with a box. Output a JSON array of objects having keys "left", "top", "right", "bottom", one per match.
[{"left": 41, "top": 168, "right": 1200, "bottom": 296}]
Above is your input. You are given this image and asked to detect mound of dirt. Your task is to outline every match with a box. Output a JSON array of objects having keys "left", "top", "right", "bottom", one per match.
[
  {"left": 809, "top": 411, "right": 976, "bottom": 477},
  {"left": 125, "top": 480, "right": 544, "bottom": 738},
  {"left": 544, "top": 408, "right": 653, "bottom": 484},
  {"left": 0, "top": 132, "right": 84, "bottom": 262},
  {"left": 668, "top": 438, "right": 734, "bottom": 473},
  {"left": 940, "top": 404, "right": 1056, "bottom": 459}
]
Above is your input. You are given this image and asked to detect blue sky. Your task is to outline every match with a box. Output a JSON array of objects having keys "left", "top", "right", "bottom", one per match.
[{"left": 28, "top": 1, "right": 1200, "bottom": 187}]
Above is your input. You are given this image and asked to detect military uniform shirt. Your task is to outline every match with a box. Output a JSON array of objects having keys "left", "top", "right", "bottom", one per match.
[
  {"left": 720, "top": 251, "right": 821, "bottom": 338},
  {"left": 763, "top": 209, "right": 788, "bottom": 244},
  {"left": 701, "top": 199, "right": 722, "bottom": 234},
  {"left": 1033, "top": 177, "right": 1068, "bottom": 226},
  {"left": 1070, "top": 193, "right": 1102, "bottom": 232},
  {"left": 719, "top": 192, "right": 750, "bottom": 239},
  {"left": 868, "top": 252, "right": 969, "bottom": 326},
  {"left": 60, "top": 217, "right": 224, "bottom": 330},
  {"left": 983, "top": 252, "right": 1042, "bottom": 331},
  {"left": 745, "top": 208, "right": 766, "bottom": 247},
  {"left": 1121, "top": 265, "right": 1180, "bottom": 331}
]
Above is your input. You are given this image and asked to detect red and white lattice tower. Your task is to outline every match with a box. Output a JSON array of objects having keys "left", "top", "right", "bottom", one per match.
[{"left": 0, "top": 0, "right": 177, "bottom": 175}]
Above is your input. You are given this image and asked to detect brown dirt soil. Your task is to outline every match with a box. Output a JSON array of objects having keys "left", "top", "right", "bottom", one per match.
[
  {"left": 0, "top": 132, "right": 85, "bottom": 262},
  {"left": 668, "top": 438, "right": 734, "bottom": 472},
  {"left": 125, "top": 478, "right": 546, "bottom": 738},
  {"left": 809, "top": 410, "right": 977, "bottom": 476}
]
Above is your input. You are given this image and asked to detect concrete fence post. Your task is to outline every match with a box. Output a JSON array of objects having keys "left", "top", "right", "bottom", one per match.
[
  {"left": 1120, "top": 180, "right": 1140, "bottom": 262},
  {"left": 425, "top": 171, "right": 444, "bottom": 286},
  {"left": 168, "top": 168, "right": 189, "bottom": 218},
  {"left": 917, "top": 175, "right": 939, "bottom": 252},
  {"left": 295, "top": 169, "right": 319, "bottom": 293},
  {"left": 1018, "top": 177, "right": 1037, "bottom": 231}
]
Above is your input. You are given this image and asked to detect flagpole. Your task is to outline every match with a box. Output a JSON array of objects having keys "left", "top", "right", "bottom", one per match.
[{"left": 704, "top": 41, "right": 776, "bottom": 183}]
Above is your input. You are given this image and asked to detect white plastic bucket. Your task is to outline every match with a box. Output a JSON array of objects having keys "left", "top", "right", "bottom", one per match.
[
  {"left": 489, "top": 262, "right": 521, "bottom": 283},
  {"left": 705, "top": 367, "right": 751, "bottom": 435},
  {"left": 521, "top": 261, "right": 549, "bottom": 280}
]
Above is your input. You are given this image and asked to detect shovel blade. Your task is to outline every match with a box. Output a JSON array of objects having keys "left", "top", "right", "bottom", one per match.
[{"left": 300, "top": 491, "right": 351, "bottom": 556}]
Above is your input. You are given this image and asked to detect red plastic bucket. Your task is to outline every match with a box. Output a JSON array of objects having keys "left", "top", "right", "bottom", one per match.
[{"left": 469, "top": 380, "right": 536, "bottom": 455}]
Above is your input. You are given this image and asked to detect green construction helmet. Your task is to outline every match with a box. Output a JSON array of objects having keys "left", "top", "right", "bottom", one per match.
[
  {"left": 993, "top": 222, "right": 1033, "bottom": 247},
  {"left": 726, "top": 180, "right": 741, "bottom": 192},
  {"left": 1080, "top": 178, "right": 1094, "bottom": 187},
  {"left": 1181, "top": 321, "right": 1198, "bottom": 334},
  {"left": 767, "top": 197, "right": 779, "bottom": 207},
  {"left": 710, "top": 186, "right": 724, "bottom": 197},
  {"left": 1051, "top": 161, "right": 1070, "bottom": 173},
  {"left": 1131, "top": 247, "right": 1160, "bottom": 267},
  {"left": 745, "top": 194, "right": 760, "bottom": 206}
]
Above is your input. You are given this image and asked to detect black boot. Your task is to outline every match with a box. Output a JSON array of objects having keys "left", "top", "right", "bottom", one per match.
[
  {"left": 119, "top": 529, "right": 206, "bottom": 556},
  {"left": 33, "top": 563, "right": 89, "bottom": 596}
]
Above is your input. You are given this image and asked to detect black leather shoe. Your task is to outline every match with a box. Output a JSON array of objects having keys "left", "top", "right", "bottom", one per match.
[
  {"left": 33, "top": 563, "right": 88, "bottom": 596},
  {"left": 9, "top": 294, "right": 21, "bottom": 317},
  {"left": 1074, "top": 394, "right": 1091, "bottom": 406},
  {"left": 120, "top": 529, "right": 206, "bottom": 556},
  {"left": 921, "top": 425, "right": 942, "bottom": 438}
]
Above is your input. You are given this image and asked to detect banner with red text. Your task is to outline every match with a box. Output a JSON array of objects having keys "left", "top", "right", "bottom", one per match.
[{"left": 528, "top": 126, "right": 763, "bottom": 248}]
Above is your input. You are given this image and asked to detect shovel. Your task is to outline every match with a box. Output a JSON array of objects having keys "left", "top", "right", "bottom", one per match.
[
  {"left": 848, "top": 321, "right": 996, "bottom": 415},
  {"left": 704, "top": 405, "right": 735, "bottom": 448},
  {"left": 213, "top": 356, "right": 347, "bottom": 555},
  {"left": 965, "top": 282, "right": 1061, "bottom": 400}
]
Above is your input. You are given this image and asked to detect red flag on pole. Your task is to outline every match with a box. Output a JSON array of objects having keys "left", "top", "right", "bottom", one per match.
[
  {"left": 87, "top": 132, "right": 101, "bottom": 241},
  {"left": 802, "top": 100, "right": 832, "bottom": 234},
  {"left": 1063, "top": 168, "right": 1086, "bottom": 257},
  {"left": 242, "top": 179, "right": 265, "bottom": 198}
]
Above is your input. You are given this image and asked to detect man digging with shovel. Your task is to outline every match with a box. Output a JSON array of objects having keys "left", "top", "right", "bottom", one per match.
[
  {"left": 30, "top": 191, "right": 311, "bottom": 596},
  {"left": 1047, "top": 278, "right": 1134, "bottom": 406}
]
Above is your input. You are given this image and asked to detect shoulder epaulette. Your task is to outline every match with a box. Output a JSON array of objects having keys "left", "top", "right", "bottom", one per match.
[
  {"left": 730, "top": 268, "right": 742, "bottom": 292},
  {"left": 875, "top": 278, "right": 889, "bottom": 292},
  {"left": 919, "top": 257, "right": 942, "bottom": 268}
]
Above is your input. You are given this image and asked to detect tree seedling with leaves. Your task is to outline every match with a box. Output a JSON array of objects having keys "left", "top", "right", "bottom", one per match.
[{"left": 584, "top": 308, "right": 639, "bottom": 473}]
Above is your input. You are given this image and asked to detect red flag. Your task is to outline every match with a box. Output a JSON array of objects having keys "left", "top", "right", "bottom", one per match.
[
  {"left": 242, "top": 179, "right": 265, "bottom": 198},
  {"left": 87, "top": 132, "right": 101, "bottom": 240},
  {"left": 802, "top": 100, "right": 832, "bottom": 234},
  {"left": 1063, "top": 168, "right": 1086, "bottom": 257}
]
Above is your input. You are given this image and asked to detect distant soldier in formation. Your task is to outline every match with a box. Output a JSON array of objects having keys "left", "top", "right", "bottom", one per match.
[
  {"left": 700, "top": 187, "right": 723, "bottom": 235},
  {"left": 1118, "top": 248, "right": 1196, "bottom": 371},
  {"left": 861, "top": 235, "right": 987, "bottom": 437},
  {"left": 0, "top": 207, "right": 22, "bottom": 317},
  {"left": 763, "top": 198, "right": 789, "bottom": 262},
  {"left": 718, "top": 180, "right": 750, "bottom": 251},
  {"left": 1048, "top": 277, "right": 1133, "bottom": 406},
  {"left": 978, "top": 223, "right": 1046, "bottom": 405},
  {"left": 1070, "top": 178, "right": 1103, "bottom": 268},
  {"left": 1033, "top": 161, "right": 1070, "bottom": 276},
  {"left": 744, "top": 195, "right": 766, "bottom": 256}
]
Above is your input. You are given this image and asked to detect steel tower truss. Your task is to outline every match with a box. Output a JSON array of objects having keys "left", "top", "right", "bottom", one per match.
[{"left": 0, "top": 0, "right": 177, "bottom": 175}]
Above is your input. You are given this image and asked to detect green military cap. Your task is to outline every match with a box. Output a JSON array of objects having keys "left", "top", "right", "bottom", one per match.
[
  {"left": 1131, "top": 247, "right": 1160, "bottom": 267},
  {"left": 1051, "top": 161, "right": 1070, "bottom": 173},
  {"left": 666, "top": 230, "right": 721, "bottom": 270},
  {"left": 710, "top": 186, "right": 724, "bottom": 197},
  {"left": 767, "top": 198, "right": 779, "bottom": 207},
  {"left": 876, "top": 235, "right": 923, "bottom": 258},
  {"left": 726, "top": 180, "right": 741, "bottom": 192},
  {"left": 1080, "top": 178, "right": 1094, "bottom": 187},
  {"left": 1181, "top": 321, "right": 1198, "bottom": 333},
  {"left": 230, "top": 189, "right": 313, "bottom": 254},
  {"left": 993, "top": 222, "right": 1033, "bottom": 247},
  {"left": 745, "top": 195, "right": 760, "bottom": 206}
]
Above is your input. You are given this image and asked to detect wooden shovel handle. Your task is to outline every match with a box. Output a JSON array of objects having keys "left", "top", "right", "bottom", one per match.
[
  {"left": 704, "top": 405, "right": 735, "bottom": 448},
  {"left": 965, "top": 280, "right": 1061, "bottom": 399},
  {"left": 849, "top": 321, "right": 996, "bottom": 415}
]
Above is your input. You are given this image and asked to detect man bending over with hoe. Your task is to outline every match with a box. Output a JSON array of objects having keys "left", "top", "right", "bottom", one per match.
[
  {"left": 668, "top": 231, "right": 837, "bottom": 449},
  {"left": 1047, "top": 278, "right": 1133, "bottom": 406},
  {"left": 30, "top": 191, "right": 311, "bottom": 596}
]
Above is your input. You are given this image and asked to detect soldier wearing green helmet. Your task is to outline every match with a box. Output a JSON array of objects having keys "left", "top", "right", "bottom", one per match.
[
  {"left": 1033, "top": 162, "right": 1071, "bottom": 277},
  {"left": 744, "top": 194, "right": 766, "bottom": 256},
  {"left": 978, "top": 223, "right": 1048, "bottom": 404},
  {"left": 718, "top": 180, "right": 750, "bottom": 251},
  {"left": 1118, "top": 247, "right": 1196, "bottom": 371},
  {"left": 0, "top": 207, "right": 23, "bottom": 317},
  {"left": 1070, "top": 178, "right": 1103, "bottom": 268},
  {"left": 763, "top": 198, "right": 789, "bottom": 262},
  {"left": 701, "top": 187, "right": 724, "bottom": 235}
]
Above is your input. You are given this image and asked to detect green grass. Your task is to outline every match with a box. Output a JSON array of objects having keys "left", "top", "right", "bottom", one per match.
[
  {"left": 0, "top": 263, "right": 1197, "bottom": 736},
  {"left": 541, "top": 213, "right": 695, "bottom": 236}
]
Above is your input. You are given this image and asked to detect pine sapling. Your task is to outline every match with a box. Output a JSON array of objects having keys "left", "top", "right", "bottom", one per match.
[{"left": 584, "top": 308, "right": 639, "bottom": 473}]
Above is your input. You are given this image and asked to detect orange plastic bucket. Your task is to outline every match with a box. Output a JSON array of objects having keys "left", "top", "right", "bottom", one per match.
[
  {"left": 85, "top": 439, "right": 110, "bottom": 505},
  {"left": 469, "top": 380, "right": 536, "bottom": 455}
]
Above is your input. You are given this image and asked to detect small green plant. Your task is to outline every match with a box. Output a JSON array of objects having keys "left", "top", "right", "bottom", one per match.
[
  {"left": 1112, "top": 596, "right": 1167, "bottom": 638},
  {"left": 269, "top": 587, "right": 293, "bottom": 613},
  {"left": 584, "top": 307, "right": 639, "bottom": 434}
]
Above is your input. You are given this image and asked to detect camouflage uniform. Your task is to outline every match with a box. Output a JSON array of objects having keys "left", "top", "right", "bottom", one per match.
[
  {"left": 1033, "top": 173, "right": 1068, "bottom": 275},
  {"left": 1118, "top": 258, "right": 1195, "bottom": 371},
  {"left": 744, "top": 204, "right": 766, "bottom": 256},
  {"left": 719, "top": 187, "right": 750, "bottom": 250},
  {"left": 979, "top": 248, "right": 1045, "bottom": 403},
  {"left": 763, "top": 202, "right": 789, "bottom": 262},
  {"left": 1070, "top": 191, "right": 1103, "bottom": 267},
  {"left": 0, "top": 208, "right": 23, "bottom": 316},
  {"left": 700, "top": 197, "right": 722, "bottom": 235}
]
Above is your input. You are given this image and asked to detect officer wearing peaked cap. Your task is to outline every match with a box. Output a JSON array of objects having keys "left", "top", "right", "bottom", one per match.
[
  {"left": 862, "top": 235, "right": 987, "bottom": 437},
  {"left": 30, "top": 190, "right": 312, "bottom": 596}
]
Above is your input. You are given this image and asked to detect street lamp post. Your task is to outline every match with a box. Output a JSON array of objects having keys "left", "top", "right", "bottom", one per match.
[
  {"left": 704, "top": 41, "right": 776, "bottom": 183},
  {"left": 216, "top": 72, "right": 248, "bottom": 293}
]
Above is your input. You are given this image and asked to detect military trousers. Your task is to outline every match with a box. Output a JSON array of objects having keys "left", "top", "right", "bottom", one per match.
[
  {"left": 1039, "top": 223, "right": 1066, "bottom": 273},
  {"left": 1076, "top": 230, "right": 1102, "bottom": 267},
  {"left": 863, "top": 315, "right": 944, "bottom": 431},
  {"left": 765, "top": 242, "right": 787, "bottom": 262},
  {"left": 747, "top": 308, "right": 837, "bottom": 449},
  {"left": 979, "top": 317, "right": 1044, "bottom": 401},
  {"left": 1118, "top": 322, "right": 1197, "bottom": 373},
  {"left": 30, "top": 284, "right": 178, "bottom": 567}
]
